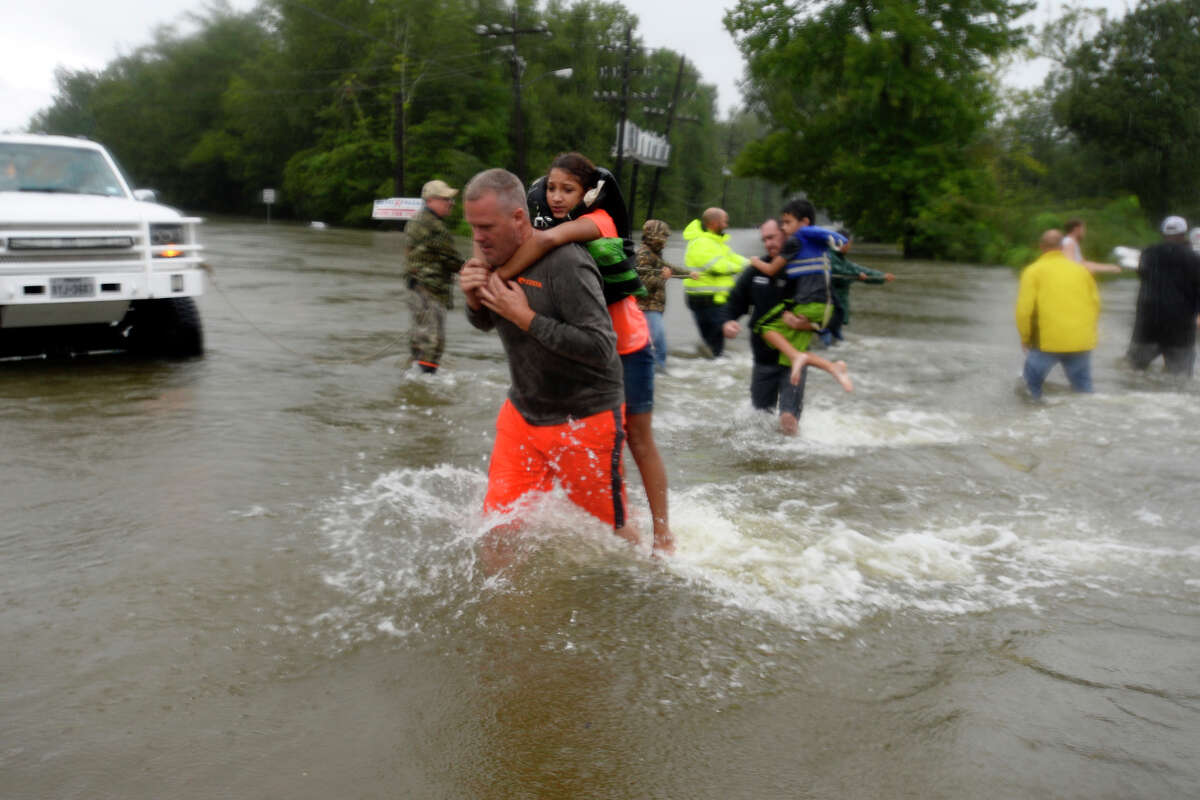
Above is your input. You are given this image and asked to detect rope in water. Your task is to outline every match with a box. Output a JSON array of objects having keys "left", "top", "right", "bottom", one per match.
[{"left": 200, "top": 263, "right": 408, "bottom": 366}]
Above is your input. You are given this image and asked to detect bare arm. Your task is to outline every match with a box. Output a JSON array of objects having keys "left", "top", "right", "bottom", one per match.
[
  {"left": 750, "top": 254, "right": 787, "bottom": 276},
  {"left": 495, "top": 217, "right": 602, "bottom": 281},
  {"left": 1063, "top": 238, "right": 1081, "bottom": 262},
  {"left": 761, "top": 329, "right": 804, "bottom": 363}
]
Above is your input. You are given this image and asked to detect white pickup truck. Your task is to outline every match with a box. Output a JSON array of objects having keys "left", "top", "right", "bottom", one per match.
[{"left": 0, "top": 134, "right": 205, "bottom": 358}]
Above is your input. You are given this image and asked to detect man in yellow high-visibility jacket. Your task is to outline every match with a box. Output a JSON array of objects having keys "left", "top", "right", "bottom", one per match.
[
  {"left": 1014, "top": 228, "right": 1100, "bottom": 399},
  {"left": 683, "top": 207, "right": 750, "bottom": 357}
]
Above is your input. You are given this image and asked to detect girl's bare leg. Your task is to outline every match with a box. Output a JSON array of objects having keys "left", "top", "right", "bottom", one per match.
[{"left": 624, "top": 411, "right": 674, "bottom": 556}]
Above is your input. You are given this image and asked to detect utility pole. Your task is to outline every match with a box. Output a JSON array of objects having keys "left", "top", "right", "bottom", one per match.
[
  {"left": 720, "top": 123, "right": 736, "bottom": 209},
  {"left": 595, "top": 24, "right": 645, "bottom": 210},
  {"left": 392, "top": 91, "right": 405, "bottom": 195},
  {"left": 597, "top": 30, "right": 685, "bottom": 224},
  {"left": 612, "top": 24, "right": 633, "bottom": 186},
  {"left": 628, "top": 161, "right": 640, "bottom": 224},
  {"left": 476, "top": 8, "right": 550, "bottom": 184},
  {"left": 644, "top": 55, "right": 688, "bottom": 220}
]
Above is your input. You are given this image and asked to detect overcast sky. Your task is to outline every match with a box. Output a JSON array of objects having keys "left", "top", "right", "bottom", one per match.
[{"left": 1, "top": 0, "right": 1131, "bottom": 134}]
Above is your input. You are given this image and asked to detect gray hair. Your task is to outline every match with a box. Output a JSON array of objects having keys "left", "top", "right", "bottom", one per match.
[{"left": 464, "top": 168, "right": 526, "bottom": 212}]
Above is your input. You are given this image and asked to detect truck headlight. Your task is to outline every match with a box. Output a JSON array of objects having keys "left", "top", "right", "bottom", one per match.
[{"left": 150, "top": 223, "right": 186, "bottom": 258}]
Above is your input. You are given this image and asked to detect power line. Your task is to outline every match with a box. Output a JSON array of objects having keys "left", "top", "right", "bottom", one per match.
[
  {"left": 233, "top": 56, "right": 508, "bottom": 96},
  {"left": 475, "top": 6, "right": 554, "bottom": 183},
  {"left": 249, "top": 45, "right": 508, "bottom": 78}
]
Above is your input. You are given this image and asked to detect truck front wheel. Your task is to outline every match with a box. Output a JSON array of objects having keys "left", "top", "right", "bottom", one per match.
[{"left": 124, "top": 297, "right": 204, "bottom": 358}]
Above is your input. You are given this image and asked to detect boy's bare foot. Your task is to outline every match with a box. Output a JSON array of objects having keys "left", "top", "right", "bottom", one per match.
[
  {"left": 779, "top": 412, "right": 799, "bottom": 436},
  {"left": 832, "top": 360, "right": 854, "bottom": 392}
]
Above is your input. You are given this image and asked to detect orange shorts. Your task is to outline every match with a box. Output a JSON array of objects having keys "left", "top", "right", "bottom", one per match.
[{"left": 483, "top": 400, "right": 628, "bottom": 528}]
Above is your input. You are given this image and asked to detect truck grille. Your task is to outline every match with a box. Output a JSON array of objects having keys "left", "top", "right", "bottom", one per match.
[
  {"left": 0, "top": 223, "right": 136, "bottom": 232},
  {"left": 0, "top": 252, "right": 139, "bottom": 264}
]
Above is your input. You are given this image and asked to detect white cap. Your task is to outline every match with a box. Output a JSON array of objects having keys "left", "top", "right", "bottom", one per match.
[{"left": 1161, "top": 215, "right": 1188, "bottom": 236}]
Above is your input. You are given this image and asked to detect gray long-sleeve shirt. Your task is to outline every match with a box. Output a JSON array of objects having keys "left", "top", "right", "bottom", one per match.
[{"left": 467, "top": 243, "right": 624, "bottom": 425}]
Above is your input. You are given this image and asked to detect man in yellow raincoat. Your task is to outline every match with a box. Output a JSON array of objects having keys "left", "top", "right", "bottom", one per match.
[{"left": 1014, "top": 229, "right": 1101, "bottom": 399}]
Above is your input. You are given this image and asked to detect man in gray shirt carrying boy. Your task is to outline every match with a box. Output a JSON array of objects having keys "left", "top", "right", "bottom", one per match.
[{"left": 458, "top": 168, "right": 634, "bottom": 568}]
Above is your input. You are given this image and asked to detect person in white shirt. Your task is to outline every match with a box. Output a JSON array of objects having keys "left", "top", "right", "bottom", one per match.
[{"left": 1062, "top": 219, "right": 1120, "bottom": 275}]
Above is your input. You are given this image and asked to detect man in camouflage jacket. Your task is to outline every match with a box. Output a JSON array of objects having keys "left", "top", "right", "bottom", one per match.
[
  {"left": 635, "top": 219, "right": 693, "bottom": 371},
  {"left": 406, "top": 179, "right": 463, "bottom": 373}
]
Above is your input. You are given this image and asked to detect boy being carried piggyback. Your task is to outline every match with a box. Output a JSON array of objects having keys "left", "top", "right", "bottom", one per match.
[{"left": 749, "top": 199, "right": 854, "bottom": 391}]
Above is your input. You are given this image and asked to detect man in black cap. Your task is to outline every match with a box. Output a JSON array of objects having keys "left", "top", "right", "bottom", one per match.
[{"left": 1127, "top": 215, "right": 1200, "bottom": 377}]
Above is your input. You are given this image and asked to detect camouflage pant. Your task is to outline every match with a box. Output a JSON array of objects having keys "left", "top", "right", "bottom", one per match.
[{"left": 408, "top": 284, "right": 447, "bottom": 368}]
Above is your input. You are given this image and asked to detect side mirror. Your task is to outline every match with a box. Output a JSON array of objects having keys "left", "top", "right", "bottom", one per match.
[{"left": 133, "top": 188, "right": 158, "bottom": 202}]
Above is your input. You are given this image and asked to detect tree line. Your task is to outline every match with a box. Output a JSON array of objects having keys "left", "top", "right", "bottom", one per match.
[
  {"left": 27, "top": 0, "right": 1200, "bottom": 262},
  {"left": 728, "top": 0, "right": 1200, "bottom": 261},
  {"left": 28, "top": 0, "right": 781, "bottom": 234}
]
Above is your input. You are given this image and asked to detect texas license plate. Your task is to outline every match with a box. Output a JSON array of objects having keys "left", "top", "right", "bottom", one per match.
[{"left": 50, "top": 277, "right": 96, "bottom": 298}]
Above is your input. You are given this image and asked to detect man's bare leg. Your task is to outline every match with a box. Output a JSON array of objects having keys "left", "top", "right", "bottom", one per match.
[
  {"left": 779, "top": 412, "right": 799, "bottom": 436},
  {"left": 480, "top": 522, "right": 523, "bottom": 574}
]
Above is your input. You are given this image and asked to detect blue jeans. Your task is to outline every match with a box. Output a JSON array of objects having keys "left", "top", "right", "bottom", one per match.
[
  {"left": 1023, "top": 349, "right": 1093, "bottom": 399},
  {"left": 643, "top": 310, "right": 668, "bottom": 369}
]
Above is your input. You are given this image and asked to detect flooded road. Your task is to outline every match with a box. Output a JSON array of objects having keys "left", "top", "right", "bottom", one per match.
[{"left": 3, "top": 218, "right": 1199, "bottom": 799}]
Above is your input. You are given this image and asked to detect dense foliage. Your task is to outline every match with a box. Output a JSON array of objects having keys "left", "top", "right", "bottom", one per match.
[
  {"left": 1051, "top": 0, "right": 1200, "bottom": 223},
  {"left": 979, "top": 0, "right": 1200, "bottom": 264},
  {"left": 725, "top": 0, "right": 1032, "bottom": 258},
  {"left": 25, "top": 0, "right": 1199, "bottom": 262},
  {"left": 27, "top": 0, "right": 779, "bottom": 231}
]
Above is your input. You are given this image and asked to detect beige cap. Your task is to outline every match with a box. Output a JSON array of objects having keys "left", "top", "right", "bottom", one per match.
[{"left": 421, "top": 179, "right": 458, "bottom": 200}]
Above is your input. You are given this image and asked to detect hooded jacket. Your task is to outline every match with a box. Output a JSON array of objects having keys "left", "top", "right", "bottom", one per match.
[{"left": 682, "top": 218, "right": 749, "bottom": 305}]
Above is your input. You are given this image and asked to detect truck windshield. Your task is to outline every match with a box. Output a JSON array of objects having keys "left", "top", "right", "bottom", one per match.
[{"left": 0, "top": 143, "right": 128, "bottom": 198}]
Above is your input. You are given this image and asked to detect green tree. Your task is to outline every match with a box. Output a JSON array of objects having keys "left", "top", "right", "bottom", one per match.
[
  {"left": 32, "top": 2, "right": 269, "bottom": 210},
  {"left": 725, "top": 0, "right": 1031, "bottom": 257},
  {"left": 27, "top": 0, "right": 738, "bottom": 229},
  {"left": 1052, "top": 0, "right": 1200, "bottom": 223},
  {"left": 30, "top": 68, "right": 100, "bottom": 137}
]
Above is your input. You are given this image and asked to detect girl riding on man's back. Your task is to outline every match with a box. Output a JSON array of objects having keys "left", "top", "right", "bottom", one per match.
[{"left": 490, "top": 152, "right": 674, "bottom": 556}]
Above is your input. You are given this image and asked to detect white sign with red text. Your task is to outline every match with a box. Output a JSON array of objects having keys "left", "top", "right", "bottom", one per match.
[{"left": 372, "top": 197, "right": 424, "bottom": 220}]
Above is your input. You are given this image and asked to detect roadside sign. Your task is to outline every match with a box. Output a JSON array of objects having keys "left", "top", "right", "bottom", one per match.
[
  {"left": 372, "top": 197, "right": 424, "bottom": 220},
  {"left": 262, "top": 188, "right": 277, "bottom": 224},
  {"left": 612, "top": 122, "right": 671, "bottom": 168}
]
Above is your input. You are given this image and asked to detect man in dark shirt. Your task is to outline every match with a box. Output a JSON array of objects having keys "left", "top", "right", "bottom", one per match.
[
  {"left": 720, "top": 218, "right": 818, "bottom": 436},
  {"left": 1127, "top": 215, "right": 1200, "bottom": 377},
  {"left": 458, "top": 168, "right": 634, "bottom": 565}
]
